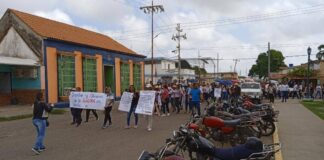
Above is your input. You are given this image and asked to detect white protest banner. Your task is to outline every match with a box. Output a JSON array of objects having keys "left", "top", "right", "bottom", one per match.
[
  {"left": 135, "top": 91, "right": 156, "bottom": 115},
  {"left": 214, "top": 88, "right": 222, "bottom": 98},
  {"left": 69, "top": 92, "right": 107, "bottom": 110},
  {"left": 118, "top": 92, "right": 133, "bottom": 112}
]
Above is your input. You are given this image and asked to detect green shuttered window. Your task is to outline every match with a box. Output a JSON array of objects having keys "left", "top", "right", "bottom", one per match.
[
  {"left": 120, "top": 62, "right": 129, "bottom": 92},
  {"left": 134, "top": 64, "right": 142, "bottom": 90},
  {"left": 57, "top": 54, "right": 75, "bottom": 97},
  {"left": 83, "top": 57, "right": 97, "bottom": 92}
]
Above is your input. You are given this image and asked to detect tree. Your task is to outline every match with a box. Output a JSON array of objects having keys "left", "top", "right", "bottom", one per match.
[
  {"left": 316, "top": 44, "right": 324, "bottom": 60},
  {"left": 193, "top": 66, "right": 207, "bottom": 75},
  {"left": 287, "top": 66, "right": 314, "bottom": 77},
  {"left": 248, "top": 49, "right": 287, "bottom": 78}
]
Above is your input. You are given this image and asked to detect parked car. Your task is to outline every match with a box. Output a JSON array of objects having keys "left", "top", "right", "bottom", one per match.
[{"left": 241, "top": 82, "right": 263, "bottom": 103}]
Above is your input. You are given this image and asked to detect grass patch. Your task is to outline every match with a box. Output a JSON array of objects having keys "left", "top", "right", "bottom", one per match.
[
  {"left": 301, "top": 101, "right": 324, "bottom": 120},
  {"left": 0, "top": 114, "right": 33, "bottom": 122},
  {"left": 50, "top": 109, "right": 66, "bottom": 115}
]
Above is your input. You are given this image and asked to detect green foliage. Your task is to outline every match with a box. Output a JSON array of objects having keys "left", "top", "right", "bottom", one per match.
[
  {"left": 287, "top": 66, "right": 314, "bottom": 77},
  {"left": 317, "top": 44, "right": 324, "bottom": 51},
  {"left": 301, "top": 101, "right": 324, "bottom": 120},
  {"left": 0, "top": 114, "right": 33, "bottom": 122},
  {"left": 193, "top": 66, "right": 207, "bottom": 75},
  {"left": 248, "top": 49, "right": 287, "bottom": 78}
]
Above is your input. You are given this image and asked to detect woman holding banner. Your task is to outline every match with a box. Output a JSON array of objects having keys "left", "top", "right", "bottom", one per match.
[
  {"left": 126, "top": 85, "right": 139, "bottom": 129},
  {"left": 102, "top": 87, "right": 114, "bottom": 129}
]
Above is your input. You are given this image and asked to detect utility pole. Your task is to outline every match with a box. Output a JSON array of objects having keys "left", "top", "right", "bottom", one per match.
[
  {"left": 172, "top": 23, "right": 187, "bottom": 83},
  {"left": 216, "top": 53, "right": 219, "bottom": 78},
  {"left": 268, "top": 42, "right": 271, "bottom": 81},
  {"left": 140, "top": 1, "right": 164, "bottom": 84},
  {"left": 233, "top": 59, "right": 239, "bottom": 73},
  {"left": 198, "top": 49, "right": 201, "bottom": 82}
]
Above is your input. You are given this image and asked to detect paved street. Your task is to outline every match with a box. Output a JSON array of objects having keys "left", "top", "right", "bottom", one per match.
[
  {"left": 0, "top": 104, "right": 275, "bottom": 160},
  {"left": 276, "top": 99, "right": 324, "bottom": 160},
  {"left": 0, "top": 108, "right": 189, "bottom": 160}
]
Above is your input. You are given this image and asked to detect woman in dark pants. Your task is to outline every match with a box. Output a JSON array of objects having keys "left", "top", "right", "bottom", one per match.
[
  {"left": 85, "top": 109, "right": 99, "bottom": 122},
  {"left": 32, "top": 92, "right": 53, "bottom": 155},
  {"left": 126, "top": 85, "right": 139, "bottom": 129},
  {"left": 102, "top": 87, "right": 114, "bottom": 129}
]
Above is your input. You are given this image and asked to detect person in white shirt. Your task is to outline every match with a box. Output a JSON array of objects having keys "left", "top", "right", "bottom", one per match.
[
  {"left": 315, "top": 84, "right": 322, "bottom": 99},
  {"left": 281, "top": 82, "right": 289, "bottom": 102},
  {"left": 292, "top": 84, "right": 299, "bottom": 99}
]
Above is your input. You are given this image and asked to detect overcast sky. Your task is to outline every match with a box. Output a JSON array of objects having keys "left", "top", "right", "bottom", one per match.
[{"left": 1, "top": 0, "right": 324, "bottom": 75}]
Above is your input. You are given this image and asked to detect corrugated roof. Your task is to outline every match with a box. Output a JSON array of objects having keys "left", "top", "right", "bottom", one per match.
[{"left": 9, "top": 9, "right": 143, "bottom": 57}]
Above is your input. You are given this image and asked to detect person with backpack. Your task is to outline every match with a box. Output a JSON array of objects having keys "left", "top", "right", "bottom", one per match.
[
  {"left": 31, "top": 92, "right": 53, "bottom": 155},
  {"left": 161, "top": 85, "right": 170, "bottom": 116}
]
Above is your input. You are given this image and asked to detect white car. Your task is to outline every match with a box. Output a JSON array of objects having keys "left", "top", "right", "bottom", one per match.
[{"left": 241, "top": 82, "right": 263, "bottom": 102}]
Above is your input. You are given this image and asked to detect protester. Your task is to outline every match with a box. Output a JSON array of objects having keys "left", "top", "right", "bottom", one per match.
[
  {"left": 315, "top": 84, "right": 322, "bottom": 99},
  {"left": 221, "top": 85, "right": 228, "bottom": 101},
  {"left": 322, "top": 84, "right": 324, "bottom": 99},
  {"left": 281, "top": 82, "right": 289, "bottom": 102},
  {"left": 126, "top": 85, "right": 139, "bottom": 129},
  {"left": 85, "top": 109, "right": 99, "bottom": 122},
  {"left": 154, "top": 85, "right": 161, "bottom": 116},
  {"left": 267, "top": 84, "right": 275, "bottom": 103},
  {"left": 161, "top": 85, "right": 170, "bottom": 116},
  {"left": 185, "top": 83, "right": 192, "bottom": 113},
  {"left": 102, "top": 87, "right": 114, "bottom": 129},
  {"left": 189, "top": 83, "right": 202, "bottom": 116},
  {"left": 32, "top": 92, "right": 53, "bottom": 155},
  {"left": 74, "top": 87, "right": 83, "bottom": 127},
  {"left": 168, "top": 84, "right": 175, "bottom": 112},
  {"left": 214, "top": 84, "right": 222, "bottom": 103},
  {"left": 70, "top": 88, "right": 77, "bottom": 125},
  {"left": 173, "top": 84, "right": 182, "bottom": 114},
  {"left": 145, "top": 84, "right": 153, "bottom": 131}
]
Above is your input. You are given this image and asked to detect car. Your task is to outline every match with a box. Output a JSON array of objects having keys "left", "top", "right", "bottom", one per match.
[{"left": 241, "top": 82, "right": 263, "bottom": 103}]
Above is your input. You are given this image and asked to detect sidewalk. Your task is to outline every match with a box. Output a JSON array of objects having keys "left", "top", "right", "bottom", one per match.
[
  {"left": 0, "top": 105, "right": 32, "bottom": 118},
  {"left": 276, "top": 99, "right": 324, "bottom": 160}
]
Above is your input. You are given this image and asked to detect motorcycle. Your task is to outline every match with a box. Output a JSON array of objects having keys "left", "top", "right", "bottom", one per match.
[{"left": 138, "top": 125, "right": 281, "bottom": 160}]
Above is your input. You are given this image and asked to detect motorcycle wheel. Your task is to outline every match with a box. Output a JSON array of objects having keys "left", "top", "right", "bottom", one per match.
[{"left": 260, "top": 121, "right": 276, "bottom": 136}]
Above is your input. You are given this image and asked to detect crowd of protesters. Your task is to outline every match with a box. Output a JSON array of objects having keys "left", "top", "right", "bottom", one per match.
[{"left": 264, "top": 81, "right": 324, "bottom": 103}]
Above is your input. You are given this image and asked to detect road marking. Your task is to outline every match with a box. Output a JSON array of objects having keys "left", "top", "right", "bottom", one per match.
[{"left": 273, "top": 122, "right": 283, "bottom": 160}]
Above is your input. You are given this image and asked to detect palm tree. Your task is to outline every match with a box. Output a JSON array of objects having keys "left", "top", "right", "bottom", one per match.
[{"left": 316, "top": 44, "right": 324, "bottom": 60}]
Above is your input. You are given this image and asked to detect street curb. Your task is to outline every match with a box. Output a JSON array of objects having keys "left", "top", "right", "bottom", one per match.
[{"left": 273, "top": 122, "right": 283, "bottom": 160}]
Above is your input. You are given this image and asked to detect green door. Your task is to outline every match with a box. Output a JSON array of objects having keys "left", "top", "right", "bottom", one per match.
[{"left": 104, "top": 66, "right": 114, "bottom": 93}]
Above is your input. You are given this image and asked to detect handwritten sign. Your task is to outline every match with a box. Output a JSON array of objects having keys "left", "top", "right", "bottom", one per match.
[
  {"left": 214, "top": 88, "right": 221, "bottom": 98},
  {"left": 69, "top": 92, "right": 107, "bottom": 110},
  {"left": 135, "top": 91, "right": 156, "bottom": 115},
  {"left": 118, "top": 92, "right": 134, "bottom": 112}
]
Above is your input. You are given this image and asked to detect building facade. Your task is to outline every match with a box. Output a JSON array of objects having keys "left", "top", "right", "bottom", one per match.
[
  {"left": 144, "top": 58, "right": 195, "bottom": 84},
  {"left": 0, "top": 9, "right": 145, "bottom": 106}
]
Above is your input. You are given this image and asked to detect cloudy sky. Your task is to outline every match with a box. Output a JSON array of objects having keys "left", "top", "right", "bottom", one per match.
[{"left": 1, "top": 0, "right": 324, "bottom": 75}]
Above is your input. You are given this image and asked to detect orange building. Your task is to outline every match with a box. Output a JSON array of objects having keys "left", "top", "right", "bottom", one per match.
[{"left": 0, "top": 9, "right": 145, "bottom": 106}]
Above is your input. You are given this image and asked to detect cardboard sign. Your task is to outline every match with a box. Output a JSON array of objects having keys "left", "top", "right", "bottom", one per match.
[
  {"left": 69, "top": 92, "right": 107, "bottom": 110},
  {"left": 214, "top": 88, "right": 222, "bottom": 98},
  {"left": 118, "top": 92, "right": 134, "bottom": 112},
  {"left": 135, "top": 91, "right": 156, "bottom": 115}
]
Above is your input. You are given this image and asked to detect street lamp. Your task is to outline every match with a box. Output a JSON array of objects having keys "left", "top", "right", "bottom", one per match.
[{"left": 306, "top": 47, "right": 311, "bottom": 98}]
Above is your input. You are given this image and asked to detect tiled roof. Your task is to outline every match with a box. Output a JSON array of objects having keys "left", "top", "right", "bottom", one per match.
[{"left": 9, "top": 9, "right": 142, "bottom": 57}]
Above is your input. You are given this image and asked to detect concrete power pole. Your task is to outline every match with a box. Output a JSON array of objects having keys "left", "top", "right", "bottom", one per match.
[
  {"left": 268, "top": 42, "right": 271, "bottom": 81},
  {"left": 172, "top": 23, "right": 187, "bottom": 83},
  {"left": 140, "top": 1, "right": 164, "bottom": 84}
]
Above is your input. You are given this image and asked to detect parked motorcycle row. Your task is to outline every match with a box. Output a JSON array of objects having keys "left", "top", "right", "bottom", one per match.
[{"left": 138, "top": 96, "right": 281, "bottom": 160}]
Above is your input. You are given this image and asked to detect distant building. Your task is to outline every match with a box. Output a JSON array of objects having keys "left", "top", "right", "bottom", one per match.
[
  {"left": 144, "top": 58, "right": 195, "bottom": 84},
  {"left": 0, "top": 9, "right": 145, "bottom": 106},
  {"left": 202, "top": 72, "right": 238, "bottom": 83}
]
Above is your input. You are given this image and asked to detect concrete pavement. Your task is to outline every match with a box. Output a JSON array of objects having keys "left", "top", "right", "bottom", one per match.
[{"left": 276, "top": 99, "right": 324, "bottom": 160}]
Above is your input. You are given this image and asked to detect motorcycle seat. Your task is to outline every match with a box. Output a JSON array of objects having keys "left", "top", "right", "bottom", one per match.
[{"left": 223, "top": 119, "right": 241, "bottom": 126}]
